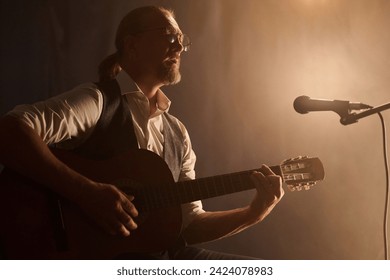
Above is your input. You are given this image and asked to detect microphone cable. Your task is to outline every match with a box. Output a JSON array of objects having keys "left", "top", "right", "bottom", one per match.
[{"left": 378, "top": 112, "right": 389, "bottom": 260}]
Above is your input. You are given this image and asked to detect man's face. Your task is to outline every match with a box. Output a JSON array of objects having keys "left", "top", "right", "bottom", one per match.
[{"left": 132, "top": 14, "right": 184, "bottom": 86}]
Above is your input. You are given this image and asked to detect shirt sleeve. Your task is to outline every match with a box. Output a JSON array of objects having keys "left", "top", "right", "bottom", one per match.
[
  {"left": 7, "top": 83, "right": 103, "bottom": 147},
  {"left": 175, "top": 118, "right": 205, "bottom": 229}
]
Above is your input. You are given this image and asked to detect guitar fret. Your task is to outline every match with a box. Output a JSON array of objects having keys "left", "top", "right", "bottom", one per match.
[
  {"left": 217, "top": 175, "right": 226, "bottom": 196},
  {"left": 190, "top": 178, "right": 204, "bottom": 202},
  {"left": 227, "top": 173, "right": 237, "bottom": 194},
  {"left": 225, "top": 176, "right": 233, "bottom": 193},
  {"left": 212, "top": 176, "right": 219, "bottom": 197},
  {"left": 237, "top": 172, "right": 249, "bottom": 192},
  {"left": 210, "top": 177, "right": 218, "bottom": 197},
  {"left": 201, "top": 178, "right": 209, "bottom": 200},
  {"left": 189, "top": 180, "right": 195, "bottom": 203},
  {"left": 192, "top": 179, "right": 201, "bottom": 201}
]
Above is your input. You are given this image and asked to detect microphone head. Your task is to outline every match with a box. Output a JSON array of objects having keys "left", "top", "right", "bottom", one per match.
[{"left": 293, "top": 95, "right": 310, "bottom": 114}]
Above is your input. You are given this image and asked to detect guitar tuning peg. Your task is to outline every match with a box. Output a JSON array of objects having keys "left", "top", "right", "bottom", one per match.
[
  {"left": 301, "top": 181, "right": 317, "bottom": 191},
  {"left": 288, "top": 184, "right": 310, "bottom": 192},
  {"left": 287, "top": 185, "right": 297, "bottom": 191}
]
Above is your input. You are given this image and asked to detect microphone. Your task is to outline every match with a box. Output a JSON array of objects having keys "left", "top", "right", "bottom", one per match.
[{"left": 293, "top": 95, "right": 372, "bottom": 115}]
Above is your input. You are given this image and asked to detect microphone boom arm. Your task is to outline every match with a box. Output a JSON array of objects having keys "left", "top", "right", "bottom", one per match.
[{"left": 340, "top": 102, "right": 390, "bottom": 125}]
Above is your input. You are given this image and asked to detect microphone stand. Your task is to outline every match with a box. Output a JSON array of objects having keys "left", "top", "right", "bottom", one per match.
[
  {"left": 341, "top": 101, "right": 390, "bottom": 260},
  {"left": 340, "top": 102, "right": 390, "bottom": 125}
]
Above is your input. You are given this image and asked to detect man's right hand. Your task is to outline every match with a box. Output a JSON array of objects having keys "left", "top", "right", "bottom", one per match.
[
  {"left": 0, "top": 116, "right": 139, "bottom": 237},
  {"left": 77, "top": 182, "right": 139, "bottom": 237}
]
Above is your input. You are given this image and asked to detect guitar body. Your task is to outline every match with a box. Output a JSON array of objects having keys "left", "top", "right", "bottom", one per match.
[
  {"left": 0, "top": 147, "right": 325, "bottom": 259},
  {"left": 0, "top": 149, "right": 182, "bottom": 259}
]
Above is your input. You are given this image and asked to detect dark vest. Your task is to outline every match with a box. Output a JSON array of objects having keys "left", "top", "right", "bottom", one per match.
[{"left": 74, "top": 79, "right": 185, "bottom": 182}]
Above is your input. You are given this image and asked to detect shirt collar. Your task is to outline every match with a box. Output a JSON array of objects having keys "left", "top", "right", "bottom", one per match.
[{"left": 116, "top": 70, "right": 171, "bottom": 113}]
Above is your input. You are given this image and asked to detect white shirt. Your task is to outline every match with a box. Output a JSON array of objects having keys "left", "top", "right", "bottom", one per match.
[{"left": 8, "top": 70, "right": 204, "bottom": 228}]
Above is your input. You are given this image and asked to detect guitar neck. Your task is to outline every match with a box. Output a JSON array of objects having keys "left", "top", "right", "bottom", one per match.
[{"left": 136, "top": 165, "right": 282, "bottom": 211}]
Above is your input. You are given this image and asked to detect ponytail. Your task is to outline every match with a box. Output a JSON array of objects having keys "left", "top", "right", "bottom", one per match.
[{"left": 98, "top": 52, "right": 121, "bottom": 82}]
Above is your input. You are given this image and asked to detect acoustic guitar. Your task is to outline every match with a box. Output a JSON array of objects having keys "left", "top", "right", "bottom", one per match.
[{"left": 0, "top": 148, "right": 324, "bottom": 259}]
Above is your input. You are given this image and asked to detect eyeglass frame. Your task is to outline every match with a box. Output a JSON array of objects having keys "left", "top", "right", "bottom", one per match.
[{"left": 131, "top": 27, "right": 191, "bottom": 52}]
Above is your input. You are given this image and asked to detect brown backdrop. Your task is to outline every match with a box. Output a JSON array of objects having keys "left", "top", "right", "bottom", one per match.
[{"left": 1, "top": 0, "right": 390, "bottom": 259}]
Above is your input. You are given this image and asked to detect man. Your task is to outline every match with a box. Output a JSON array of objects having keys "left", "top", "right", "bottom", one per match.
[{"left": 0, "top": 6, "right": 284, "bottom": 259}]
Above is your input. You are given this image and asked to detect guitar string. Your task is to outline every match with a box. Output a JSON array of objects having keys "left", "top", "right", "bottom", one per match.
[{"left": 138, "top": 169, "right": 313, "bottom": 211}]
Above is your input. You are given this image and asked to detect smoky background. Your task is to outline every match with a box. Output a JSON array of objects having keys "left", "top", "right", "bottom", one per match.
[{"left": 1, "top": 0, "right": 389, "bottom": 259}]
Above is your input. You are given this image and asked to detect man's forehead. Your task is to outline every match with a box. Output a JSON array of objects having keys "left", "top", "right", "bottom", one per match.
[{"left": 147, "top": 13, "right": 181, "bottom": 33}]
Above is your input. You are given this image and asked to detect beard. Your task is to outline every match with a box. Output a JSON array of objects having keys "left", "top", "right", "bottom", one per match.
[{"left": 159, "top": 59, "right": 181, "bottom": 85}]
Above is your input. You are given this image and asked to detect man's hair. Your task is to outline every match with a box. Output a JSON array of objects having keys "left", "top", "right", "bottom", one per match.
[{"left": 98, "top": 6, "right": 175, "bottom": 82}]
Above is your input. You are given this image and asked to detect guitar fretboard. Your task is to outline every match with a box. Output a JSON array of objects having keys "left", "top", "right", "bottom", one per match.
[{"left": 134, "top": 165, "right": 282, "bottom": 211}]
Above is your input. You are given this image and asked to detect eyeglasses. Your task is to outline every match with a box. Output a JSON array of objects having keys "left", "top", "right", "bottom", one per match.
[
  {"left": 134, "top": 27, "right": 191, "bottom": 52},
  {"left": 166, "top": 33, "right": 191, "bottom": 52}
]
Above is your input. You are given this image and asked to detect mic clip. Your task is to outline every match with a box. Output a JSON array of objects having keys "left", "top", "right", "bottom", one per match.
[
  {"left": 340, "top": 102, "right": 390, "bottom": 125},
  {"left": 328, "top": 100, "right": 371, "bottom": 122}
]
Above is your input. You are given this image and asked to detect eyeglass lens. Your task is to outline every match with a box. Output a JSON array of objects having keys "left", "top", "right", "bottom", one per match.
[{"left": 168, "top": 34, "right": 191, "bottom": 52}]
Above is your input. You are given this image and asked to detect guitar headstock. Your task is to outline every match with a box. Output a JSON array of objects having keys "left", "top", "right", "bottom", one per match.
[{"left": 280, "top": 156, "right": 325, "bottom": 191}]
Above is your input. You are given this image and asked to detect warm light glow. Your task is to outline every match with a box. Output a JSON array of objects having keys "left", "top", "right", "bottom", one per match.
[
  {"left": 2, "top": 0, "right": 389, "bottom": 261},
  {"left": 180, "top": 0, "right": 390, "bottom": 259}
]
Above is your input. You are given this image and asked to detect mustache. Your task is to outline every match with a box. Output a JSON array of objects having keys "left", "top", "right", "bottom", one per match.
[{"left": 165, "top": 55, "right": 180, "bottom": 63}]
